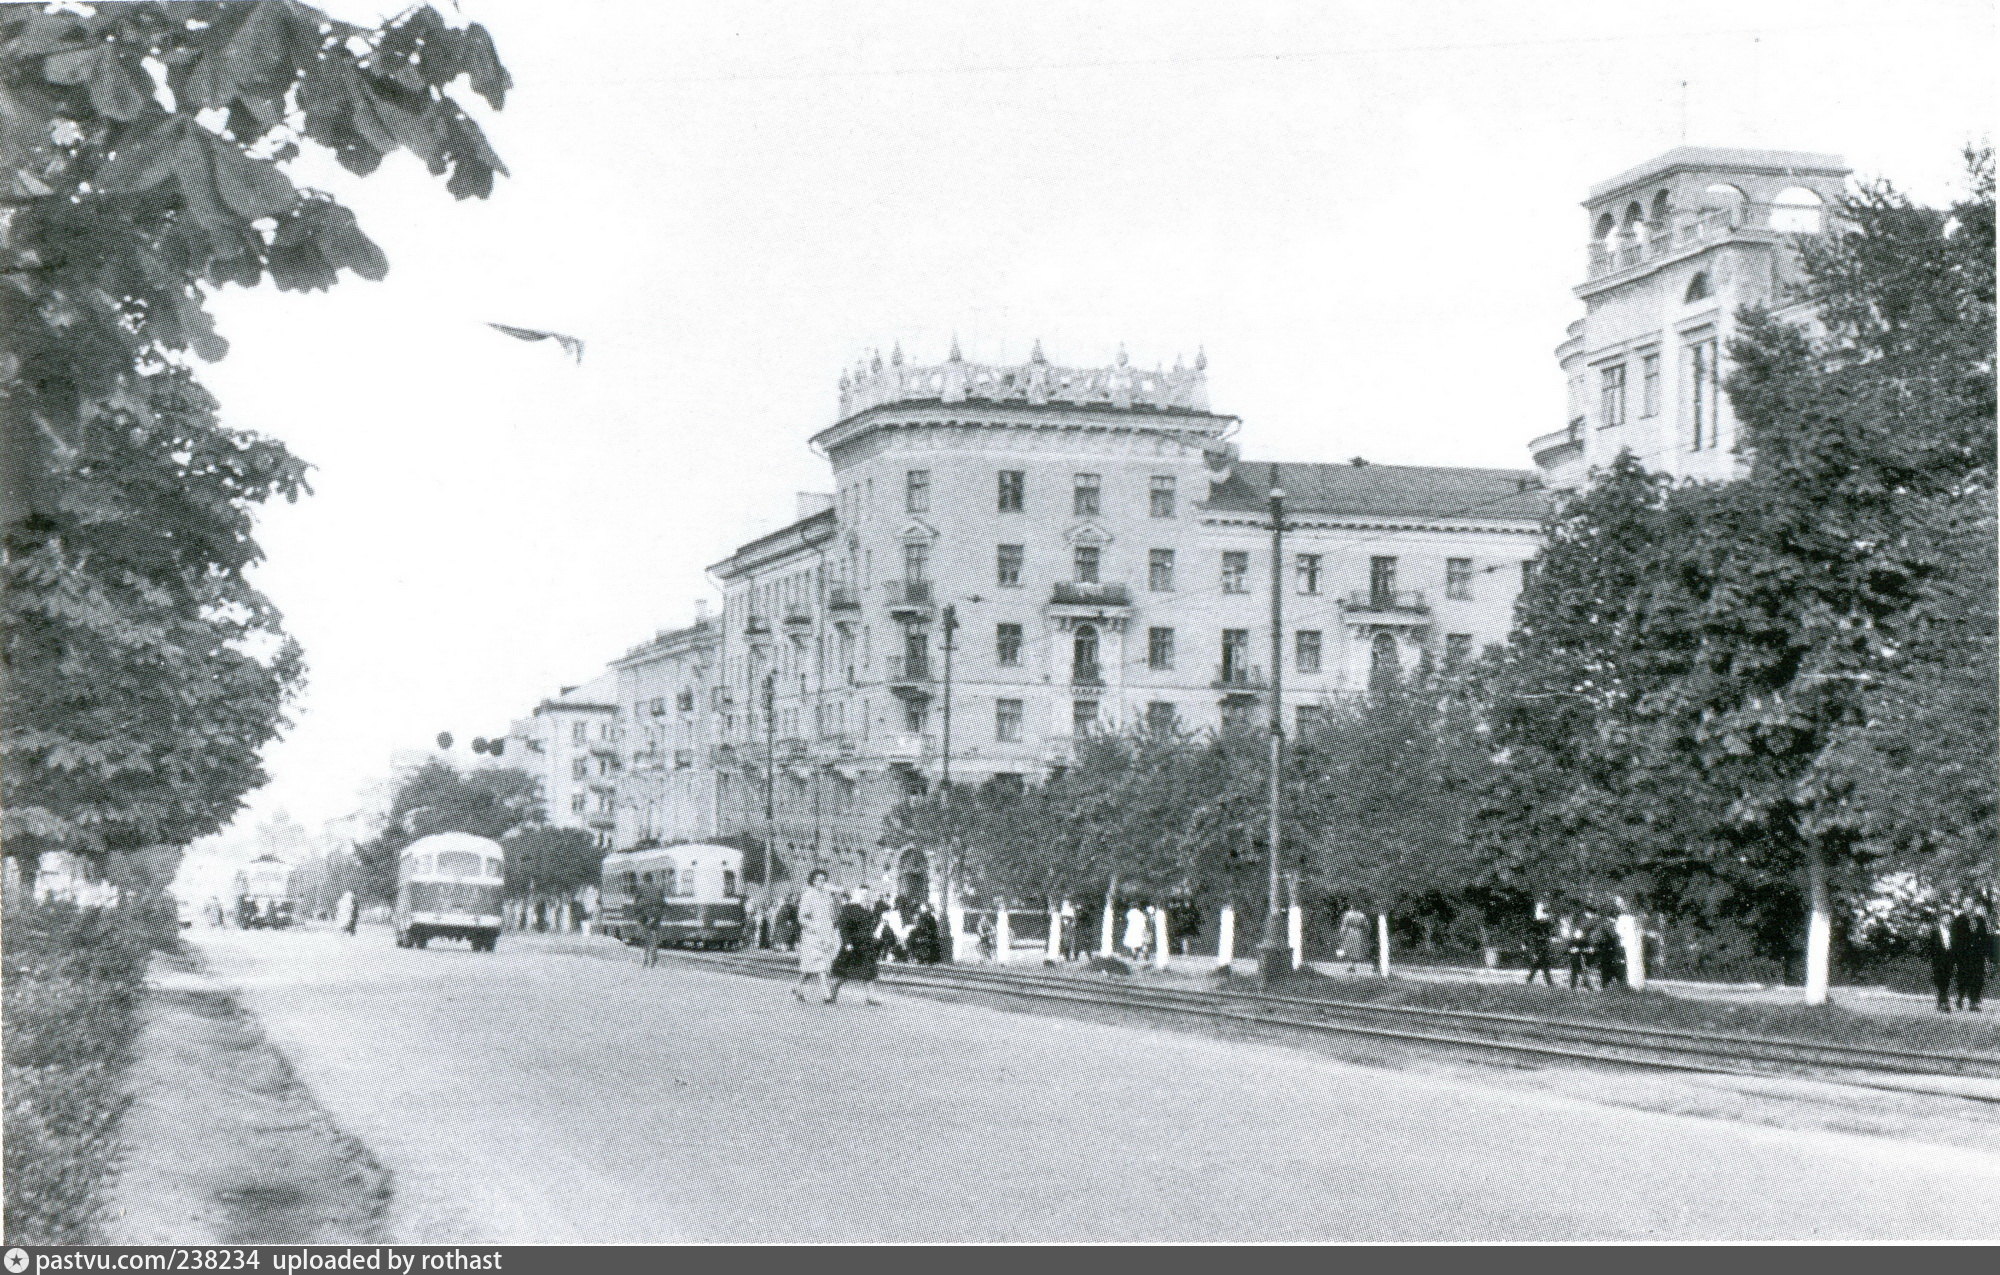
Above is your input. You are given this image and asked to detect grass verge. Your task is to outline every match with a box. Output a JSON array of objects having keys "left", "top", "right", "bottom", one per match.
[{"left": 3, "top": 898, "right": 172, "bottom": 1243}]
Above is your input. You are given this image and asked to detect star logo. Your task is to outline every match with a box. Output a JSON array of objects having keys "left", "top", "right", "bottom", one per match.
[{"left": 6, "top": 1247, "right": 30, "bottom": 1273}]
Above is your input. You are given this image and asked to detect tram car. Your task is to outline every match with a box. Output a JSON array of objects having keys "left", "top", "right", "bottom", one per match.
[
  {"left": 393, "top": 832, "right": 506, "bottom": 951},
  {"left": 232, "top": 854, "right": 298, "bottom": 929},
  {"left": 600, "top": 843, "right": 746, "bottom": 950}
]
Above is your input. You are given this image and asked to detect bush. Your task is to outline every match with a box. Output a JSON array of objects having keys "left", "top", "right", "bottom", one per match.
[{"left": 3, "top": 897, "right": 172, "bottom": 1244}]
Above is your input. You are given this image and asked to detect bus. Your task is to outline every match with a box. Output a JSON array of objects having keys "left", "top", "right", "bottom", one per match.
[
  {"left": 599, "top": 844, "right": 746, "bottom": 950},
  {"left": 394, "top": 832, "right": 505, "bottom": 951},
  {"left": 233, "top": 855, "right": 297, "bottom": 929}
]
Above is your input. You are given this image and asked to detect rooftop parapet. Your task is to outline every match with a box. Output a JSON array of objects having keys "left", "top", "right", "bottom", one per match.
[{"left": 835, "top": 342, "right": 1211, "bottom": 420}]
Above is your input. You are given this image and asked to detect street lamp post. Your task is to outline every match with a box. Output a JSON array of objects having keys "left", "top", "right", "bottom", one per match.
[
  {"left": 938, "top": 601, "right": 959, "bottom": 960},
  {"left": 1260, "top": 479, "right": 1293, "bottom": 986}
]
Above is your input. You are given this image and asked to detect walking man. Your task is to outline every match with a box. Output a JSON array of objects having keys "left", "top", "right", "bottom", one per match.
[
  {"left": 1951, "top": 908, "right": 1991, "bottom": 1012},
  {"left": 1924, "top": 910, "right": 1957, "bottom": 1012},
  {"left": 1566, "top": 916, "right": 1594, "bottom": 989},
  {"left": 633, "top": 882, "right": 666, "bottom": 969},
  {"left": 1524, "top": 913, "right": 1558, "bottom": 986}
]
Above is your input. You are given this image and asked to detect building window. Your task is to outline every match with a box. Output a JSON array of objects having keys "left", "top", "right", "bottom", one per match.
[
  {"left": 676, "top": 690, "right": 695, "bottom": 712},
  {"left": 1640, "top": 352, "right": 1661, "bottom": 417},
  {"left": 1149, "top": 475, "right": 1176, "bottom": 518},
  {"left": 996, "top": 622, "right": 1023, "bottom": 667},
  {"left": 1145, "top": 701, "right": 1177, "bottom": 733},
  {"left": 903, "top": 699, "right": 928, "bottom": 733},
  {"left": 1370, "top": 631, "right": 1398, "bottom": 678},
  {"left": 1220, "top": 628, "right": 1250, "bottom": 683},
  {"left": 570, "top": 793, "right": 586, "bottom": 814},
  {"left": 1073, "top": 473, "right": 1101, "bottom": 517},
  {"left": 571, "top": 757, "right": 588, "bottom": 780},
  {"left": 571, "top": 722, "right": 587, "bottom": 744},
  {"left": 1072, "top": 625, "right": 1101, "bottom": 685},
  {"left": 1688, "top": 337, "right": 1720, "bottom": 450},
  {"left": 1684, "top": 271, "right": 1712, "bottom": 303},
  {"left": 997, "top": 544, "right": 1024, "bottom": 588},
  {"left": 1073, "top": 544, "right": 1101, "bottom": 583},
  {"left": 1599, "top": 363, "right": 1626, "bottom": 427},
  {"left": 997, "top": 469, "right": 1024, "bottom": 513},
  {"left": 995, "top": 698, "right": 1023, "bottom": 743},
  {"left": 1147, "top": 626, "right": 1175, "bottom": 671},
  {"left": 903, "top": 540, "right": 930, "bottom": 582},
  {"left": 1446, "top": 558, "right": 1473, "bottom": 601},
  {"left": 1444, "top": 633, "right": 1474, "bottom": 672},
  {"left": 1295, "top": 629, "right": 1323, "bottom": 675},
  {"left": 1295, "top": 553, "right": 1322, "bottom": 595},
  {"left": 906, "top": 469, "right": 930, "bottom": 513},
  {"left": 1072, "top": 698, "right": 1099, "bottom": 735},
  {"left": 1370, "top": 556, "right": 1397, "bottom": 606},
  {"left": 1148, "top": 548, "right": 1175, "bottom": 592},
  {"left": 1221, "top": 550, "right": 1250, "bottom": 594}
]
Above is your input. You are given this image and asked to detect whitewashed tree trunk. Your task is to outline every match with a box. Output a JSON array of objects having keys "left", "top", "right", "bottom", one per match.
[
  {"left": 1375, "top": 913, "right": 1391, "bottom": 977},
  {"left": 1046, "top": 903, "right": 1064, "bottom": 961},
  {"left": 994, "top": 906, "right": 1012, "bottom": 964},
  {"left": 1216, "top": 904, "right": 1237, "bottom": 972},
  {"left": 1616, "top": 910, "right": 1646, "bottom": 990},
  {"left": 947, "top": 903, "right": 967, "bottom": 962},
  {"left": 1804, "top": 844, "right": 1832, "bottom": 1006},
  {"left": 1152, "top": 905, "right": 1171, "bottom": 970},
  {"left": 1099, "top": 879, "right": 1117, "bottom": 957},
  {"left": 1287, "top": 903, "right": 1305, "bottom": 970}
]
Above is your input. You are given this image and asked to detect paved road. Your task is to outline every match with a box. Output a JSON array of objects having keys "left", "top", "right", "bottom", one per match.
[{"left": 190, "top": 925, "right": 2000, "bottom": 1242}]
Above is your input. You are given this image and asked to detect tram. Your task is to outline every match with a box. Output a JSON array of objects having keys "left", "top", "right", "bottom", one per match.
[
  {"left": 599, "top": 843, "right": 746, "bottom": 950},
  {"left": 394, "top": 832, "right": 506, "bottom": 951}
]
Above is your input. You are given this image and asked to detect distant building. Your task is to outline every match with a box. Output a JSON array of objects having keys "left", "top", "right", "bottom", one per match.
[
  {"left": 609, "top": 618, "right": 721, "bottom": 851},
  {"left": 1531, "top": 147, "right": 1850, "bottom": 491},
  {"left": 506, "top": 672, "right": 619, "bottom": 848},
  {"left": 693, "top": 345, "right": 1547, "bottom": 901}
]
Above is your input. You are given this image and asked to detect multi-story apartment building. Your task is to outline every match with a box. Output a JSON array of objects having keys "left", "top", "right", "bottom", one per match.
[
  {"left": 506, "top": 672, "right": 619, "bottom": 847},
  {"left": 608, "top": 618, "right": 720, "bottom": 851},
  {"left": 1530, "top": 147, "right": 1849, "bottom": 491},
  {"left": 697, "top": 346, "right": 1548, "bottom": 901}
]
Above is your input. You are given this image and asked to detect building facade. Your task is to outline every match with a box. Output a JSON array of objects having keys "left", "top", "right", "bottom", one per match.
[
  {"left": 506, "top": 672, "right": 620, "bottom": 848},
  {"left": 693, "top": 347, "right": 1547, "bottom": 902},
  {"left": 1530, "top": 147, "right": 1849, "bottom": 491},
  {"left": 608, "top": 618, "right": 721, "bottom": 851}
]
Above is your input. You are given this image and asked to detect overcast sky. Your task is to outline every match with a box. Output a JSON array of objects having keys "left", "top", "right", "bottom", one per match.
[{"left": 194, "top": 0, "right": 1993, "bottom": 846}]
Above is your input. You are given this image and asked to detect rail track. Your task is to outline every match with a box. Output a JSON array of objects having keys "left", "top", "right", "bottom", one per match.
[{"left": 660, "top": 948, "right": 2000, "bottom": 1097}]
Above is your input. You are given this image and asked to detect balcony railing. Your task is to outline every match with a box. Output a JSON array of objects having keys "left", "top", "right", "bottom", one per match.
[
  {"left": 886, "top": 655, "right": 934, "bottom": 683},
  {"left": 828, "top": 585, "right": 861, "bottom": 611},
  {"left": 1344, "top": 589, "right": 1430, "bottom": 615},
  {"left": 1050, "top": 581, "right": 1131, "bottom": 607},
  {"left": 879, "top": 732, "right": 933, "bottom": 762},
  {"left": 782, "top": 608, "right": 813, "bottom": 632},
  {"left": 884, "top": 579, "right": 934, "bottom": 617},
  {"left": 1212, "top": 664, "right": 1268, "bottom": 692},
  {"left": 1071, "top": 661, "right": 1105, "bottom": 687},
  {"left": 1586, "top": 202, "right": 1819, "bottom": 279},
  {"left": 744, "top": 615, "right": 771, "bottom": 636}
]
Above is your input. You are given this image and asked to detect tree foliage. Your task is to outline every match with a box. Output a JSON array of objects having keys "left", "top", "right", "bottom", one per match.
[
  {"left": 502, "top": 824, "right": 602, "bottom": 898},
  {"left": 1, "top": 2, "right": 508, "bottom": 862}
]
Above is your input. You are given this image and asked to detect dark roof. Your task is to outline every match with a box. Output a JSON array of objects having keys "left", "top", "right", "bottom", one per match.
[{"left": 1203, "top": 461, "right": 1550, "bottom": 521}]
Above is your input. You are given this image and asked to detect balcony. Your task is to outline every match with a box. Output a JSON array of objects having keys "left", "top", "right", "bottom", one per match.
[
  {"left": 1342, "top": 590, "right": 1431, "bottom": 623},
  {"left": 1041, "top": 736, "right": 1076, "bottom": 766},
  {"left": 744, "top": 615, "right": 771, "bottom": 637},
  {"left": 822, "top": 734, "right": 860, "bottom": 759},
  {"left": 775, "top": 737, "right": 808, "bottom": 763},
  {"left": 707, "top": 743, "right": 739, "bottom": 768},
  {"left": 1584, "top": 202, "right": 1816, "bottom": 283},
  {"left": 1212, "top": 664, "right": 1268, "bottom": 693},
  {"left": 1070, "top": 661, "right": 1105, "bottom": 688},
  {"left": 782, "top": 607, "right": 814, "bottom": 635},
  {"left": 1050, "top": 581, "right": 1130, "bottom": 607},
  {"left": 828, "top": 585, "right": 861, "bottom": 611},
  {"left": 884, "top": 579, "right": 934, "bottom": 620},
  {"left": 886, "top": 655, "right": 935, "bottom": 698},
  {"left": 879, "top": 732, "right": 933, "bottom": 763}
]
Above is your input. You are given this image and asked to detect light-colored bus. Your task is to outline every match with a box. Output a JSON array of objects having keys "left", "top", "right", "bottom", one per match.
[
  {"left": 600, "top": 844, "right": 746, "bottom": 950},
  {"left": 394, "top": 832, "right": 505, "bottom": 951},
  {"left": 233, "top": 855, "right": 297, "bottom": 929}
]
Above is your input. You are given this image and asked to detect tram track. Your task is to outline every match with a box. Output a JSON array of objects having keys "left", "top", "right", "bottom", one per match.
[{"left": 658, "top": 947, "right": 2000, "bottom": 1100}]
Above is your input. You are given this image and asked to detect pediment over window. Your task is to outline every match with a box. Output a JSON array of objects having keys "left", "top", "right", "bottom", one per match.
[
  {"left": 897, "top": 519, "right": 939, "bottom": 542},
  {"left": 1065, "top": 521, "right": 1113, "bottom": 546}
]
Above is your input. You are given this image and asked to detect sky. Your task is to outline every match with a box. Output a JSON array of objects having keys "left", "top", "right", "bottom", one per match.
[{"left": 194, "top": 0, "right": 1995, "bottom": 847}]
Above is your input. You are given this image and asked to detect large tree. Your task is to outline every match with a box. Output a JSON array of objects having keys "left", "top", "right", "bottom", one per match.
[
  {"left": 352, "top": 759, "right": 539, "bottom": 900},
  {"left": 1, "top": 2, "right": 508, "bottom": 866}
]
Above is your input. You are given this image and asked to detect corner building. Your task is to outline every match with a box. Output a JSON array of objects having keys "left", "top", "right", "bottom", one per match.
[
  {"left": 703, "top": 348, "right": 1547, "bottom": 902},
  {"left": 1531, "top": 147, "right": 1849, "bottom": 490}
]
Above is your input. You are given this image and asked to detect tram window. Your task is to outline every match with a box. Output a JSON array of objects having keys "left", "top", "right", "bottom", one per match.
[
  {"left": 415, "top": 855, "right": 435, "bottom": 875},
  {"left": 723, "top": 870, "right": 738, "bottom": 896},
  {"left": 622, "top": 873, "right": 636, "bottom": 890},
  {"left": 437, "top": 851, "right": 483, "bottom": 875},
  {"left": 485, "top": 858, "right": 504, "bottom": 879}
]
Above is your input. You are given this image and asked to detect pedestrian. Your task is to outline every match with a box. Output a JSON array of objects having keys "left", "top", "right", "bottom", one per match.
[
  {"left": 976, "top": 914, "right": 996, "bottom": 961},
  {"left": 829, "top": 885, "right": 884, "bottom": 1005},
  {"left": 1566, "top": 917, "right": 1594, "bottom": 989},
  {"left": 633, "top": 882, "right": 666, "bottom": 968},
  {"left": 1950, "top": 908, "right": 1991, "bottom": 1012},
  {"left": 775, "top": 895, "right": 800, "bottom": 952},
  {"left": 1336, "top": 906, "right": 1371, "bottom": 974},
  {"left": 1592, "top": 919, "right": 1626, "bottom": 990},
  {"left": 1523, "top": 913, "right": 1558, "bottom": 986},
  {"left": 792, "top": 869, "right": 839, "bottom": 1002},
  {"left": 1122, "top": 904, "right": 1148, "bottom": 961},
  {"left": 1058, "top": 900, "right": 1078, "bottom": 961},
  {"left": 1923, "top": 909, "right": 1957, "bottom": 1012},
  {"left": 907, "top": 904, "right": 944, "bottom": 965},
  {"left": 334, "top": 890, "right": 358, "bottom": 936},
  {"left": 878, "top": 902, "right": 911, "bottom": 962}
]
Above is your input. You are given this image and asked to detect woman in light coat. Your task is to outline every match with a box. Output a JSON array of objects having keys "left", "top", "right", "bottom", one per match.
[{"left": 793, "top": 869, "right": 840, "bottom": 1002}]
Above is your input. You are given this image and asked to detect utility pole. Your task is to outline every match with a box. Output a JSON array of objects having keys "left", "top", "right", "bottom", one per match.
[
  {"left": 761, "top": 670, "right": 778, "bottom": 875},
  {"left": 938, "top": 602, "right": 958, "bottom": 960},
  {"left": 1261, "top": 476, "right": 1292, "bottom": 986}
]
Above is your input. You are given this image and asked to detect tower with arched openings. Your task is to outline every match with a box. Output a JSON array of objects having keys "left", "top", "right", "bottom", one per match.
[{"left": 1531, "top": 147, "right": 1850, "bottom": 491}]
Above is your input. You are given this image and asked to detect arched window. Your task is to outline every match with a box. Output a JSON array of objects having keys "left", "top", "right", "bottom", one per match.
[
  {"left": 1684, "top": 271, "right": 1712, "bottom": 303},
  {"left": 1699, "top": 183, "right": 1748, "bottom": 230},
  {"left": 1594, "top": 212, "right": 1617, "bottom": 242},
  {"left": 1769, "top": 185, "right": 1825, "bottom": 233},
  {"left": 1651, "top": 189, "right": 1672, "bottom": 225},
  {"left": 1622, "top": 201, "right": 1645, "bottom": 236},
  {"left": 1073, "top": 625, "right": 1100, "bottom": 684}
]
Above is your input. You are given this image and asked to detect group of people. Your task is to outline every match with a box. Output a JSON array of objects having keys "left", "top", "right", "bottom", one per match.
[
  {"left": 1522, "top": 914, "right": 1629, "bottom": 990},
  {"left": 785, "top": 870, "right": 944, "bottom": 1005},
  {"left": 1924, "top": 908, "right": 1993, "bottom": 1013}
]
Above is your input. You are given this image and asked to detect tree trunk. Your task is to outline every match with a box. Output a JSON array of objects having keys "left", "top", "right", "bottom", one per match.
[
  {"left": 1804, "top": 843, "right": 1832, "bottom": 1006},
  {"left": 1616, "top": 910, "right": 1646, "bottom": 990},
  {"left": 1286, "top": 901, "right": 1304, "bottom": 969},
  {"left": 1375, "top": 912, "right": 1391, "bottom": 977},
  {"left": 1152, "top": 904, "right": 1172, "bottom": 971},
  {"left": 1046, "top": 901, "right": 1064, "bottom": 962},
  {"left": 1099, "top": 877, "right": 1117, "bottom": 957},
  {"left": 994, "top": 904, "right": 1012, "bottom": 964},
  {"left": 1216, "top": 903, "right": 1236, "bottom": 971}
]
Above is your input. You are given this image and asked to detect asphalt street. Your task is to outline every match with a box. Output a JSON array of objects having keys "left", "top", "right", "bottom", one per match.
[{"left": 189, "top": 925, "right": 2000, "bottom": 1242}]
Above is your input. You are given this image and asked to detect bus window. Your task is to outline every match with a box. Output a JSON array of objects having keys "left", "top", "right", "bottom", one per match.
[
  {"left": 437, "top": 851, "right": 483, "bottom": 875},
  {"left": 622, "top": 872, "right": 636, "bottom": 890},
  {"left": 485, "top": 857, "right": 504, "bottom": 879},
  {"left": 662, "top": 868, "right": 678, "bottom": 895}
]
